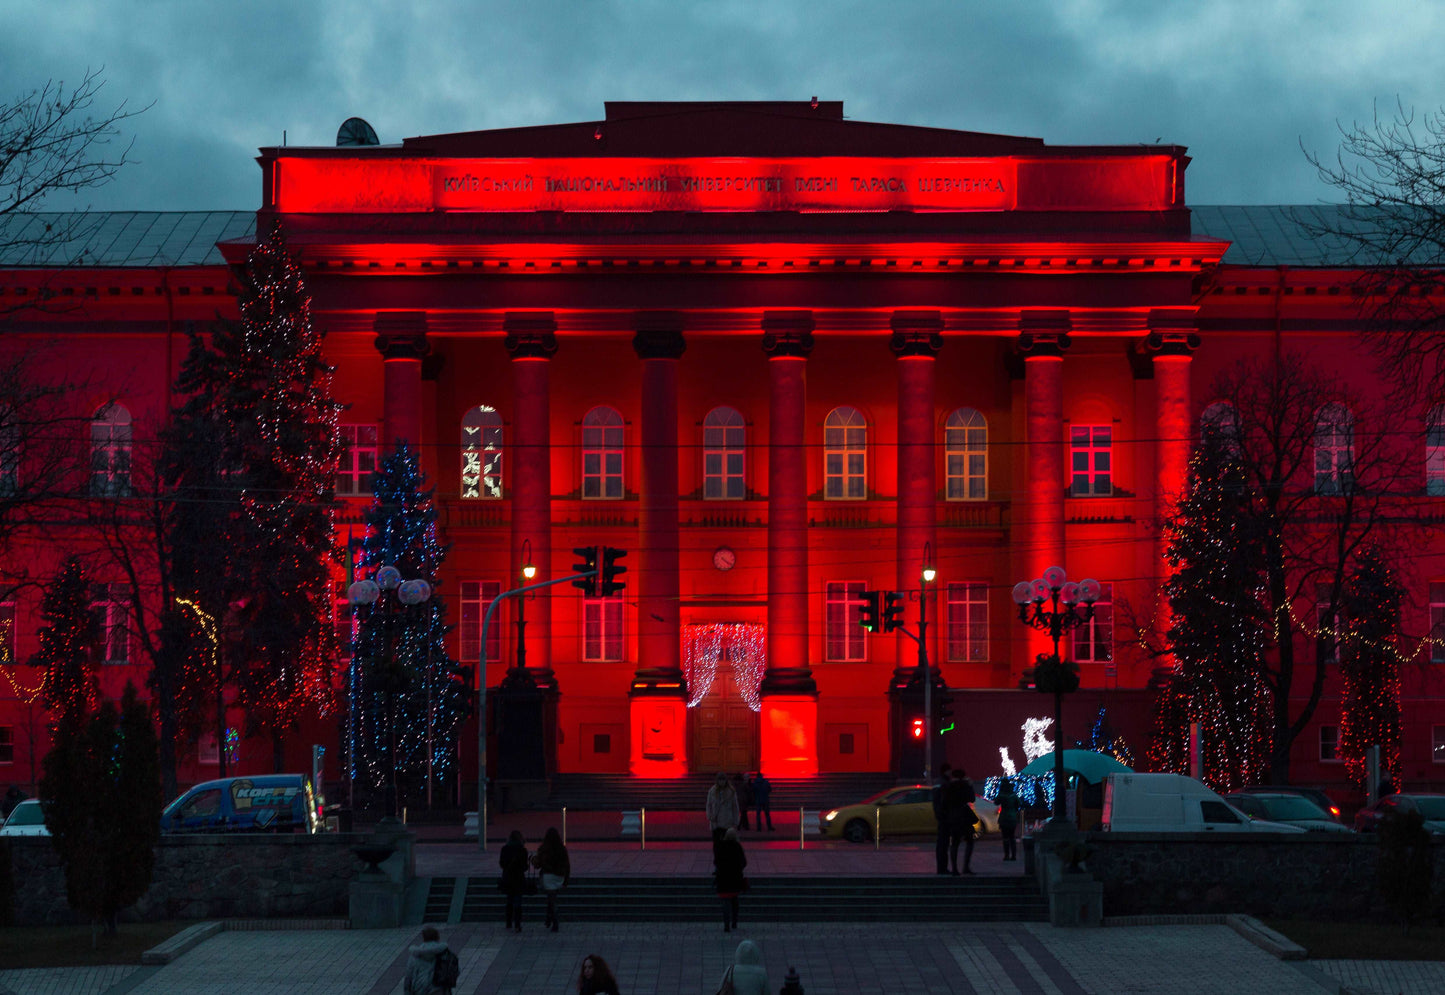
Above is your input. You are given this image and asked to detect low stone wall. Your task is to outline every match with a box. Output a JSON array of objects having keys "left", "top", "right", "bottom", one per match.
[
  {"left": 1086, "top": 832, "right": 1445, "bottom": 921},
  {"left": 7, "top": 833, "right": 367, "bottom": 926}
]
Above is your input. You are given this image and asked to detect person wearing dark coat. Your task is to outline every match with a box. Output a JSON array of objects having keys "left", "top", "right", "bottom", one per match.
[
  {"left": 995, "top": 777, "right": 1022, "bottom": 861},
  {"left": 576, "top": 953, "right": 621, "bottom": 995},
  {"left": 940, "top": 767, "right": 978, "bottom": 874},
  {"left": 713, "top": 827, "right": 748, "bottom": 932},
  {"left": 737, "top": 773, "right": 753, "bottom": 830},
  {"left": 531, "top": 826, "right": 571, "bottom": 931},
  {"left": 931, "top": 763, "right": 953, "bottom": 874},
  {"left": 498, "top": 829, "right": 530, "bottom": 931},
  {"left": 751, "top": 772, "right": 773, "bottom": 830}
]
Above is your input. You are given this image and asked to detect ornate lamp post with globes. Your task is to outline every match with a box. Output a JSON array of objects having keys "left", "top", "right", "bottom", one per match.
[{"left": 1011, "top": 566, "right": 1099, "bottom": 826}]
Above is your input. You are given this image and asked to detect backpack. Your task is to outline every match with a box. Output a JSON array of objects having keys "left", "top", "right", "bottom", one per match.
[{"left": 432, "top": 947, "right": 460, "bottom": 991}]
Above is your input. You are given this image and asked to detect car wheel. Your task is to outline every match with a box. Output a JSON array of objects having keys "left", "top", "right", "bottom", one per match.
[{"left": 843, "top": 818, "right": 872, "bottom": 843}]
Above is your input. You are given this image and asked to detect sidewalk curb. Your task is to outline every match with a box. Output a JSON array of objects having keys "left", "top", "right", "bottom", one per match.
[
  {"left": 140, "top": 918, "right": 351, "bottom": 965},
  {"left": 1225, "top": 914, "right": 1308, "bottom": 961}
]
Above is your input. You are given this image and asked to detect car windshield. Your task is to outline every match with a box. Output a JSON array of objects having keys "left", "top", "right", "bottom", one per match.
[
  {"left": 1413, "top": 797, "right": 1445, "bottom": 819},
  {"left": 1262, "top": 796, "right": 1328, "bottom": 820},
  {"left": 6, "top": 802, "right": 44, "bottom": 826},
  {"left": 862, "top": 787, "right": 922, "bottom": 805}
]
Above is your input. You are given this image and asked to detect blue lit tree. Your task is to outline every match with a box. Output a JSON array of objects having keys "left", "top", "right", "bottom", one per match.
[{"left": 349, "top": 444, "right": 468, "bottom": 810}]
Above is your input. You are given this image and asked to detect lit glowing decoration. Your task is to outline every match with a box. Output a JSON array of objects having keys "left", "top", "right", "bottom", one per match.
[
  {"left": 683, "top": 623, "right": 765, "bottom": 711},
  {"left": 34, "top": 557, "right": 102, "bottom": 723},
  {"left": 983, "top": 717, "right": 1059, "bottom": 808},
  {"left": 998, "top": 748, "right": 1017, "bottom": 778},
  {"left": 1084, "top": 706, "right": 1135, "bottom": 769},
  {"left": 1021, "top": 717, "right": 1053, "bottom": 762},
  {"left": 1337, "top": 547, "right": 1403, "bottom": 791}
]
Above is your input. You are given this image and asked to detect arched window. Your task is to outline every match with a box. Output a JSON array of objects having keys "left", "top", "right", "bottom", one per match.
[
  {"left": 824, "top": 406, "right": 867, "bottom": 500},
  {"left": 1314, "top": 403, "right": 1354, "bottom": 495},
  {"left": 703, "top": 406, "right": 745, "bottom": 500},
  {"left": 945, "top": 407, "right": 987, "bottom": 501},
  {"left": 582, "top": 406, "right": 624, "bottom": 500},
  {"left": 91, "top": 403, "right": 132, "bottom": 497},
  {"left": 1427, "top": 405, "right": 1445, "bottom": 496},
  {"left": 460, "top": 405, "right": 503, "bottom": 499}
]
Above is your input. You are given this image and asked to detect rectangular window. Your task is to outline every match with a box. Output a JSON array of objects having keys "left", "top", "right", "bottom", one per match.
[
  {"left": 1434, "top": 725, "right": 1445, "bottom": 764},
  {"left": 1320, "top": 724, "right": 1341, "bottom": 763},
  {"left": 1432, "top": 582, "right": 1445, "bottom": 664},
  {"left": 460, "top": 580, "right": 502, "bottom": 666},
  {"left": 1316, "top": 584, "right": 1340, "bottom": 665},
  {"left": 946, "top": 582, "right": 988, "bottom": 663},
  {"left": 0, "top": 725, "right": 11, "bottom": 764},
  {"left": 583, "top": 597, "right": 624, "bottom": 662},
  {"left": 89, "top": 583, "right": 130, "bottom": 664},
  {"left": 1071, "top": 582, "right": 1113, "bottom": 663},
  {"left": 336, "top": 424, "right": 379, "bottom": 496},
  {"left": 824, "top": 581, "right": 867, "bottom": 662},
  {"left": 703, "top": 419, "right": 745, "bottom": 500},
  {"left": 1070, "top": 425, "right": 1112, "bottom": 497},
  {"left": 0, "top": 601, "right": 14, "bottom": 666}
]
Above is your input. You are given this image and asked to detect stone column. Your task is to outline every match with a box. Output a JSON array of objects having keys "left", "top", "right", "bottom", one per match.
[
  {"left": 760, "top": 311, "right": 817, "bottom": 777},
  {"left": 632, "top": 312, "right": 686, "bottom": 685},
  {"left": 504, "top": 313, "right": 557, "bottom": 685},
  {"left": 891, "top": 311, "right": 943, "bottom": 682},
  {"left": 1147, "top": 312, "right": 1200, "bottom": 646},
  {"left": 374, "top": 312, "right": 428, "bottom": 456}
]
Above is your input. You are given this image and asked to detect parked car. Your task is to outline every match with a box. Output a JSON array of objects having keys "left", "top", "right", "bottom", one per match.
[
  {"left": 1353, "top": 793, "right": 1445, "bottom": 835},
  {"left": 1230, "top": 784, "right": 1344, "bottom": 823},
  {"left": 1101, "top": 773, "right": 1305, "bottom": 833},
  {"left": 819, "top": 783, "right": 1000, "bottom": 843},
  {"left": 0, "top": 798, "right": 49, "bottom": 837},
  {"left": 160, "top": 775, "right": 319, "bottom": 834},
  {"left": 1224, "top": 792, "right": 1354, "bottom": 833}
]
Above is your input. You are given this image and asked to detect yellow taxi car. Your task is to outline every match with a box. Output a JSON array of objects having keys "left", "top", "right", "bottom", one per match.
[{"left": 819, "top": 783, "right": 1001, "bottom": 843}]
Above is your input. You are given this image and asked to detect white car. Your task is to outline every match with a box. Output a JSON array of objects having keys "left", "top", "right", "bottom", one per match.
[{"left": 0, "top": 799, "right": 49, "bottom": 837}]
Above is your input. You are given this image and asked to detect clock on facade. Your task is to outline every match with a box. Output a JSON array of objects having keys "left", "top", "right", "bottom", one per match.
[{"left": 712, "top": 546, "right": 737, "bottom": 571}]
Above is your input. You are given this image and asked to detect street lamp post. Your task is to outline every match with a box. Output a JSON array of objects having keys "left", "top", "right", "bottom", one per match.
[
  {"left": 349, "top": 564, "right": 433, "bottom": 821},
  {"left": 514, "top": 540, "right": 537, "bottom": 677},
  {"left": 1011, "top": 566, "right": 1099, "bottom": 825},
  {"left": 919, "top": 544, "right": 937, "bottom": 783}
]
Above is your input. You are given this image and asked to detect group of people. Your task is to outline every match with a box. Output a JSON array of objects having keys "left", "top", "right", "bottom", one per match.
[
  {"left": 497, "top": 826, "right": 571, "bottom": 932},
  {"left": 706, "top": 769, "right": 773, "bottom": 833},
  {"left": 706, "top": 772, "right": 752, "bottom": 931},
  {"left": 931, "top": 764, "right": 1023, "bottom": 875}
]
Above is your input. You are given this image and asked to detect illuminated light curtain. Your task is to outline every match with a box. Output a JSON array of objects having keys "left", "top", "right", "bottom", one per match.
[
  {"left": 728, "top": 624, "right": 766, "bottom": 711},
  {"left": 683, "top": 623, "right": 766, "bottom": 711},
  {"left": 684, "top": 625, "right": 724, "bottom": 707}
]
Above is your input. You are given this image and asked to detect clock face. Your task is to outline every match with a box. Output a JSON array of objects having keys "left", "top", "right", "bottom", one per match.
[{"left": 713, "top": 546, "right": 737, "bottom": 572}]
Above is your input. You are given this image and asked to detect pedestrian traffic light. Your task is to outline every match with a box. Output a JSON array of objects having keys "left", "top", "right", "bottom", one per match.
[
  {"left": 571, "top": 546, "right": 599, "bottom": 597},
  {"left": 600, "top": 547, "right": 627, "bottom": 596},
  {"left": 937, "top": 701, "right": 955, "bottom": 735},
  {"left": 910, "top": 717, "right": 925, "bottom": 741},
  {"left": 882, "top": 590, "right": 905, "bottom": 632},
  {"left": 858, "top": 590, "right": 882, "bottom": 632}
]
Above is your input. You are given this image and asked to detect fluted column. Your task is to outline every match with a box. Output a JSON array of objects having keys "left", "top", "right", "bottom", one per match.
[
  {"left": 761, "top": 311, "right": 816, "bottom": 695},
  {"left": 632, "top": 313, "right": 686, "bottom": 686},
  {"left": 374, "top": 312, "right": 428, "bottom": 455},
  {"left": 1147, "top": 312, "right": 1200, "bottom": 641},
  {"left": 891, "top": 311, "right": 943, "bottom": 681},
  {"left": 504, "top": 313, "right": 557, "bottom": 683}
]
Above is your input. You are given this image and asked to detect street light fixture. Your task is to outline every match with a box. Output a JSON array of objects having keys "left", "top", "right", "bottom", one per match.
[
  {"left": 515, "top": 540, "right": 537, "bottom": 676},
  {"left": 1011, "top": 566, "right": 1098, "bottom": 825}
]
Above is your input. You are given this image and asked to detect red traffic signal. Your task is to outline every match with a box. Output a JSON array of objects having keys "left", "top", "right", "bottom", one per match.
[{"left": 910, "top": 717, "right": 925, "bottom": 741}]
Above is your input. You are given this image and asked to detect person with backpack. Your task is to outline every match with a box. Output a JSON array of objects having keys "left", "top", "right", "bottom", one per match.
[
  {"left": 531, "top": 825, "right": 571, "bottom": 932},
  {"left": 403, "top": 925, "right": 458, "bottom": 995}
]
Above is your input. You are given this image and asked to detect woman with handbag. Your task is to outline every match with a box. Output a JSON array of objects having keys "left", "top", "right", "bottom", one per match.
[
  {"left": 713, "top": 827, "right": 747, "bottom": 932},
  {"left": 714, "top": 939, "right": 769, "bottom": 995},
  {"left": 498, "top": 829, "right": 529, "bottom": 932},
  {"left": 532, "top": 826, "right": 571, "bottom": 932}
]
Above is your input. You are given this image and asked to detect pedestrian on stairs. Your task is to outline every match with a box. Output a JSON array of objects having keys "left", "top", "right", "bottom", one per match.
[
  {"left": 532, "top": 826, "right": 570, "bottom": 931},
  {"left": 713, "top": 827, "right": 748, "bottom": 932},
  {"left": 751, "top": 772, "right": 774, "bottom": 830},
  {"left": 499, "top": 829, "right": 530, "bottom": 932},
  {"left": 707, "top": 771, "right": 740, "bottom": 842},
  {"left": 738, "top": 773, "right": 754, "bottom": 830}
]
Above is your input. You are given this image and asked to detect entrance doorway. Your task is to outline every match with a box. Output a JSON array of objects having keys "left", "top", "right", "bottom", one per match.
[{"left": 685, "top": 623, "right": 762, "bottom": 773}]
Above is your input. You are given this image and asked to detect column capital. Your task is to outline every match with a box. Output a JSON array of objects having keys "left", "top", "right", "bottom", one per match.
[
  {"left": 1143, "top": 310, "right": 1201, "bottom": 356},
  {"left": 373, "top": 311, "right": 429, "bottom": 360},
  {"left": 504, "top": 311, "right": 558, "bottom": 359},
  {"left": 633, "top": 311, "right": 687, "bottom": 360},
  {"left": 889, "top": 310, "right": 944, "bottom": 357},
  {"left": 1016, "top": 309, "right": 1071, "bottom": 357},
  {"left": 761, "top": 310, "right": 815, "bottom": 358}
]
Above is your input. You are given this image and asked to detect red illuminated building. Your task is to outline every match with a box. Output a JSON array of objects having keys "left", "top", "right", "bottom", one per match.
[{"left": 1, "top": 101, "right": 1442, "bottom": 797}]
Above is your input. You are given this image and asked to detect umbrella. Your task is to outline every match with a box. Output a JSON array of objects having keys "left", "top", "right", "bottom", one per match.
[{"left": 1018, "top": 749, "right": 1133, "bottom": 784}]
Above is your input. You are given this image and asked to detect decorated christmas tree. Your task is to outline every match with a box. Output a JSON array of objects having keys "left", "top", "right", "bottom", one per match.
[
  {"left": 349, "top": 444, "right": 468, "bottom": 809},
  {"left": 31, "top": 556, "right": 101, "bottom": 726},
  {"left": 1150, "top": 426, "right": 1273, "bottom": 790},
  {"left": 1338, "top": 546, "right": 1403, "bottom": 790}
]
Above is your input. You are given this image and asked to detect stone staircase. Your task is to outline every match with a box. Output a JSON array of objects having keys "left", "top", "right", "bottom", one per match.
[
  {"left": 545, "top": 773, "right": 901, "bottom": 811},
  {"left": 421, "top": 874, "right": 1047, "bottom": 924}
]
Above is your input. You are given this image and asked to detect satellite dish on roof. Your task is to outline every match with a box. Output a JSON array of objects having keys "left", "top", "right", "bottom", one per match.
[{"left": 336, "top": 117, "right": 379, "bottom": 147}]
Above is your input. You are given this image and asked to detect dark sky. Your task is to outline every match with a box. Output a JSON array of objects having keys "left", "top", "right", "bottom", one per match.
[{"left": 4, "top": 0, "right": 1438, "bottom": 211}]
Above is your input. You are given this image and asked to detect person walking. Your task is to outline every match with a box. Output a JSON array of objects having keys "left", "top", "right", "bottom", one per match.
[
  {"left": 532, "top": 826, "right": 571, "bottom": 932},
  {"left": 498, "top": 829, "right": 530, "bottom": 932},
  {"left": 931, "top": 762, "right": 953, "bottom": 874},
  {"left": 706, "top": 771, "right": 740, "bottom": 842},
  {"left": 738, "top": 773, "right": 753, "bottom": 830},
  {"left": 715, "top": 939, "right": 770, "bottom": 995},
  {"left": 713, "top": 826, "right": 747, "bottom": 932},
  {"left": 995, "top": 777, "right": 1022, "bottom": 861},
  {"left": 941, "top": 767, "right": 978, "bottom": 875},
  {"left": 751, "top": 771, "right": 773, "bottom": 830},
  {"left": 576, "top": 953, "right": 621, "bottom": 995},
  {"left": 402, "top": 925, "right": 453, "bottom": 995}
]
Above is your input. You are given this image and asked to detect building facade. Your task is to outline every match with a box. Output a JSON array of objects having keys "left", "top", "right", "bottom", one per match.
[{"left": 2, "top": 101, "right": 1443, "bottom": 798}]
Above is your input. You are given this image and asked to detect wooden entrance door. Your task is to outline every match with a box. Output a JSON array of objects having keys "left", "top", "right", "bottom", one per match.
[{"left": 691, "top": 648, "right": 758, "bottom": 773}]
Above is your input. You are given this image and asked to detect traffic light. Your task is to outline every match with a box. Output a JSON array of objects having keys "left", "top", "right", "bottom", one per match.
[
  {"left": 571, "top": 546, "right": 599, "bottom": 597},
  {"left": 858, "top": 590, "right": 882, "bottom": 632},
  {"left": 882, "top": 590, "right": 905, "bottom": 632},
  {"left": 937, "top": 700, "right": 955, "bottom": 735},
  {"left": 910, "top": 717, "right": 925, "bottom": 741},
  {"left": 600, "top": 547, "right": 628, "bottom": 596}
]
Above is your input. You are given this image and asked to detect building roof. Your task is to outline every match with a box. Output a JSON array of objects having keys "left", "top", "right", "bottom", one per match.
[
  {"left": 0, "top": 211, "right": 254, "bottom": 267},
  {"left": 1190, "top": 204, "right": 1436, "bottom": 267}
]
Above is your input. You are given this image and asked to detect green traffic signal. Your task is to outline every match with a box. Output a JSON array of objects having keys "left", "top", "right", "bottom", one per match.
[{"left": 858, "top": 590, "right": 882, "bottom": 631}]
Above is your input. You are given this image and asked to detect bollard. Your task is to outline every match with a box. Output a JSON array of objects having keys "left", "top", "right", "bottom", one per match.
[
  {"left": 562, "top": 806, "right": 567, "bottom": 846},
  {"left": 799, "top": 806, "right": 804, "bottom": 850},
  {"left": 875, "top": 805, "right": 881, "bottom": 851},
  {"left": 779, "top": 965, "right": 804, "bottom": 994},
  {"left": 641, "top": 806, "right": 647, "bottom": 851}
]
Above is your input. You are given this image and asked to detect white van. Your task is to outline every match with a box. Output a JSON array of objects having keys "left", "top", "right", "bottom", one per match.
[{"left": 1101, "top": 773, "right": 1306, "bottom": 833}]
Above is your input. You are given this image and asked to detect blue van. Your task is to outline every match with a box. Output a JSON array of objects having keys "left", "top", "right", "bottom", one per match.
[{"left": 160, "top": 775, "right": 319, "bottom": 834}]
